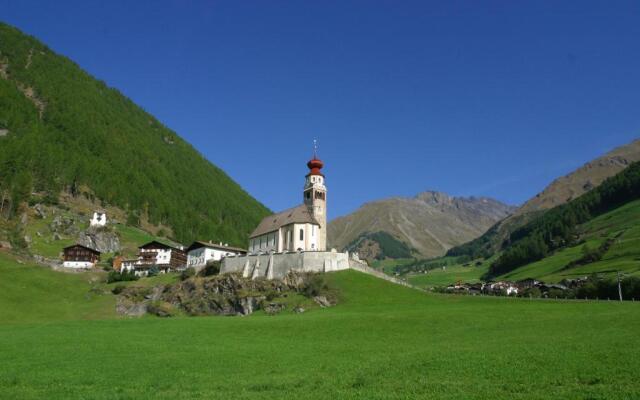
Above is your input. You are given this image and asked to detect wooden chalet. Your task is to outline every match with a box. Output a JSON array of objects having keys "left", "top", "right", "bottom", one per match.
[{"left": 62, "top": 244, "right": 101, "bottom": 268}]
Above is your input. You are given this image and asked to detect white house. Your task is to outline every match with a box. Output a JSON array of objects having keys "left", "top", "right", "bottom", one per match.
[
  {"left": 249, "top": 153, "right": 327, "bottom": 254},
  {"left": 134, "top": 241, "right": 187, "bottom": 276},
  {"left": 119, "top": 259, "right": 139, "bottom": 273},
  {"left": 487, "top": 281, "right": 519, "bottom": 296},
  {"left": 186, "top": 241, "right": 247, "bottom": 272},
  {"left": 90, "top": 211, "right": 107, "bottom": 227}
]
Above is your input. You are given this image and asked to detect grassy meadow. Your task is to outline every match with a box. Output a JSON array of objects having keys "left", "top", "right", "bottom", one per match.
[
  {"left": 1, "top": 252, "right": 640, "bottom": 399},
  {"left": 0, "top": 252, "right": 114, "bottom": 323}
]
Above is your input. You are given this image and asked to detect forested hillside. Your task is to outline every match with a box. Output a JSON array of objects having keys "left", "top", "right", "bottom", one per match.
[
  {"left": 0, "top": 23, "right": 269, "bottom": 245},
  {"left": 488, "top": 161, "right": 640, "bottom": 277}
]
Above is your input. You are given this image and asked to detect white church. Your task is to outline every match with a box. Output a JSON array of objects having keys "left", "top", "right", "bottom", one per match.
[
  {"left": 248, "top": 155, "right": 327, "bottom": 253},
  {"left": 221, "top": 145, "right": 358, "bottom": 280}
]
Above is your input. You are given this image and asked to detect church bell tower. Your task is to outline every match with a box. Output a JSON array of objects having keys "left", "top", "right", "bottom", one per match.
[{"left": 303, "top": 141, "right": 327, "bottom": 250}]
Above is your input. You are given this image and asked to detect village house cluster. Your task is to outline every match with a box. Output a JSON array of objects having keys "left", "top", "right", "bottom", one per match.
[
  {"left": 444, "top": 278, "right": 588, "bottom": 297},
  {"left": 62, "top": 237, "right": 247, "bottom": 275},
  {"left": 115, "top": 240, "right": 247, "bottom": 276}
]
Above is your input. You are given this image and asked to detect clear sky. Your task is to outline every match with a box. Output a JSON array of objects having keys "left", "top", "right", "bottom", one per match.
[{"left": 2, "top": 1, "right": 639, "bottom": 220}]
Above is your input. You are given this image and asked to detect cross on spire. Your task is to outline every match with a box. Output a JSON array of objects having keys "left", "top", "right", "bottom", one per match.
[{"left": 313, "top": 139, "right": 318, "bottom": 158}]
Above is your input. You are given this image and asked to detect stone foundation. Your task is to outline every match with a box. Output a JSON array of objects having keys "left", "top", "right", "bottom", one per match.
[{"left": 221, "top": 251, "right": 350, "bottom": 280}]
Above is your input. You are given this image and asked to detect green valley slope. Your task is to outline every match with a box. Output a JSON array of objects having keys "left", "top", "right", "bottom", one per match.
[
  {"left": 0, "top": 251, "right": 115, "bottom": 323},
  {"left": 409, "top": 198, "right": 640, "bottom": 287},
  {"left": 0, "top": 23, "right": 269, "bottom": 246},
  {"left": 447, "top": 137, "right": 640, "bottom": 260}
]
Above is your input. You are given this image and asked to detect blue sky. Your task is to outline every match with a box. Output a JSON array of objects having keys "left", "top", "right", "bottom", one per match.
[{"left": 2, "top": 1, "right": 639, "bottom": 219}]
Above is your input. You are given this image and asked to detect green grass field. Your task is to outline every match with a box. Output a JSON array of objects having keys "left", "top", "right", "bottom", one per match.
[
  {"left": 1, "top": 252, "right": 640, "bottom": 399},
  {"left": 0, "top": 252, "right": 114, "bottom": 323}
]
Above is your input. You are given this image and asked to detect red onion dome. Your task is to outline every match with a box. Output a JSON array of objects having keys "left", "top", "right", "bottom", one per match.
[{"left": 307, "top": 157, "right": 324, "bottom": 176}]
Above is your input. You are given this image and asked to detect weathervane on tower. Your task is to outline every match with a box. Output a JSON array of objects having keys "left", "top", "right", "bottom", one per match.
[{"left": 313, "top": 138, "right": 318, "bottom": 158}]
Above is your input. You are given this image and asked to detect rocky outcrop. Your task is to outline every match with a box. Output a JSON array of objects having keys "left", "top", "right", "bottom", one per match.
[
  {"left": 32, "top": 254, "right": 60, "bottom": 268},
  {"left": 34, "top": 204, "right": 46, "bottom": 219},
  {"left": 77, "top": 226, "right": 120, "bottom": 253},
  {"left": 116, "top": 297, "right": 147, "bottom": 317},
  {"left": 162, "top": 273, "right": 285, "bottom": 316},
  {"left": 313, "top": 296, "right": 332, "bottom": 308},
  {"left": 49, "top": 215, "right": 79, "bottom": 236},
  {"left": 116, "top": 272, "right": 335, "bottom": 317}
]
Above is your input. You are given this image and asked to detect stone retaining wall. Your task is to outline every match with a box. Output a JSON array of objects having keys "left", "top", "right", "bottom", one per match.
[
  {"left": 221, "top": 251, "right": 350, "bottom": 280},
  {"left": 222, "top": 251, "right": 419, "bottom": 291}
]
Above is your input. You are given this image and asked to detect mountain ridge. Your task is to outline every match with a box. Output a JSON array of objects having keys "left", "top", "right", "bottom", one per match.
[
  {"left": 517, "top": 138, "right": 640, "bottom": 214},
  {"left": 328, "top": 190, "right": 515, "bottom": 259},
  {"left": 447, "top": 137, "right": 640, "bottom": 259}
]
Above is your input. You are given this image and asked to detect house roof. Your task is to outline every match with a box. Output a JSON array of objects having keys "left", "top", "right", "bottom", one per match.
[
  {"left": 63, "top": 244, "right": 101, "bottom": 254},
  {"left": 138, "top": 240, "right": 182, "bottom": 251},
  {"left": 186, "top": 241, "right": 247, "bottom": 253},
  {"left": 250, "top": 204, "right": 320, "bottom": 238}
]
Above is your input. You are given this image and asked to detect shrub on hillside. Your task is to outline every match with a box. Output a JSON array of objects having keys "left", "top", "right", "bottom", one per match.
[
  {"left": 199, "top": 260, "right": 221, "bottom": 277},
  {"left": 521, "top": 287, "right": 542, "bottom": 298},
  {"left": 147, "top": 266, "right": 160, "bottom": 277},
  {"left": 303, "top": 274, "right": 330, "bottom": 298},
  {"left": 107, "top": 270, "right": 138, "bottom": 283},
  {"left": 7, "top": 222, "right": 27, "bottom": 250},
  {"left": 564, "top": 239, "right": 615, "bottom": 270},
  {"left": 180, "top": 267, "right": 196, "bottom": 281},
  {"left": 111, "top": 284, "right": 127, "bottom": 294}
]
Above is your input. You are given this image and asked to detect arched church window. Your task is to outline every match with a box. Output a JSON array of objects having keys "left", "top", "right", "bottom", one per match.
[{"left": 299, "top": 229, "right": 304, "bottom": 241}]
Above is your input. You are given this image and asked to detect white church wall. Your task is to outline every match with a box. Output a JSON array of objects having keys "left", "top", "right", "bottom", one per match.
[
  {"left": 250, "top": 223, "right": 321, "bottom": 254},
  {"left": 250, "top": 231, "right": 279, "bottom": 254},
  {"left": 221, "top": 251, "right": 349, "bottom": 280},
  {"left": 188, "top": 247, "right": 243, "bottom": 272}
]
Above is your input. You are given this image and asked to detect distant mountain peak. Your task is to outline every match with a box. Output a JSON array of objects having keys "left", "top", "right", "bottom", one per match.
[{"left": 328, "top": 190, "right": 514, "bottom": 258}]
